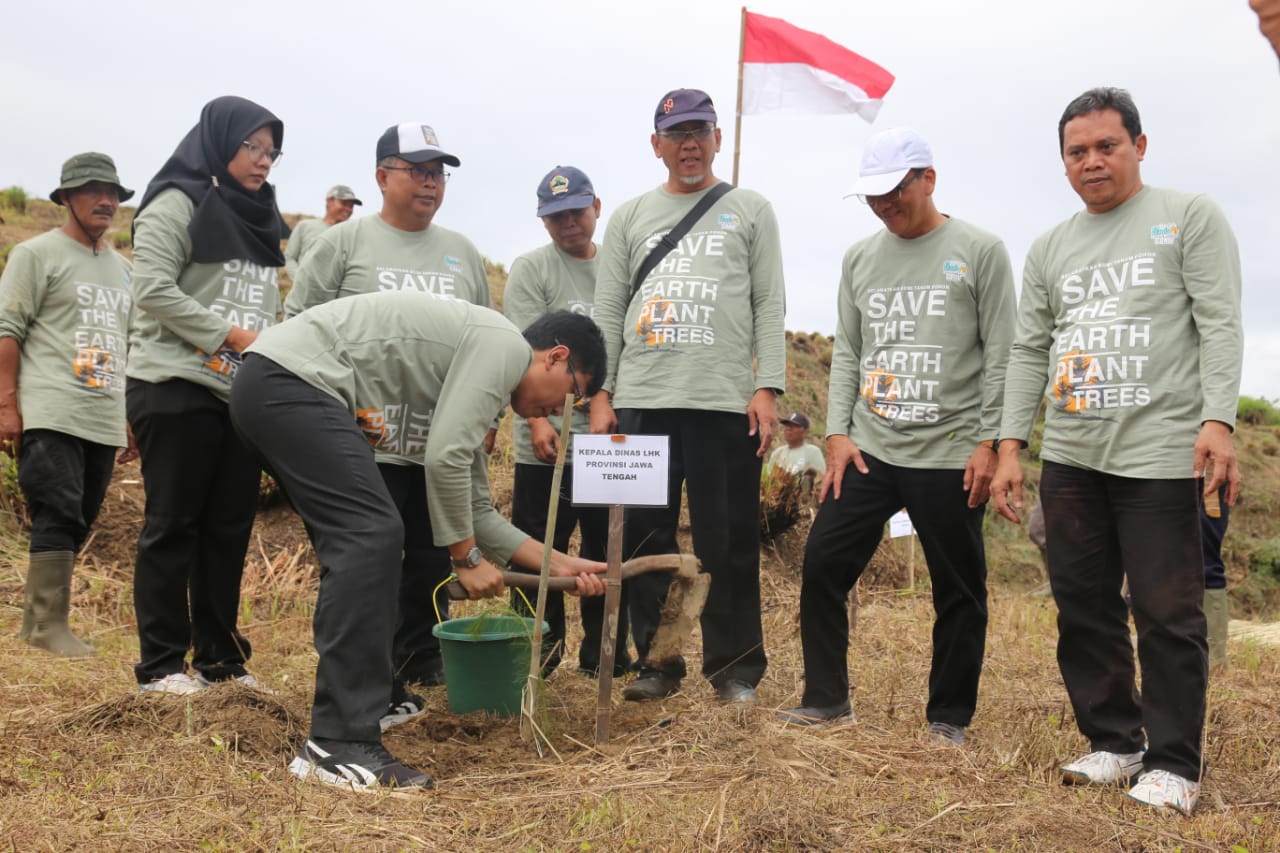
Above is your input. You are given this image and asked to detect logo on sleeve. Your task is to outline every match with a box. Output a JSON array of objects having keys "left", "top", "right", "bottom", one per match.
[
  {"left": 444, "top": 255, "right": 463, "bottom": 273},
  {"left": 717, "top": 213, "right": 740, "bottom": 230},
  {"left": 1150, "top": 223, "right": 1179, "bottom": 245},
  {"left": 942, "top": 260, "right": 967, "bottom": 283}
]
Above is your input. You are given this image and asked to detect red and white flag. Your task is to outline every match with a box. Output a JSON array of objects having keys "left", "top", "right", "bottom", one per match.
[{"left": 741, "top": 11, "right": 895, "bottom": 123}]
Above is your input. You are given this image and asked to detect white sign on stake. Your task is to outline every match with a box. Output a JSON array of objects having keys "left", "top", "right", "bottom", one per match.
[
  {"left": 572, "top": 434, "right": 669, "bottom": 507},
  {"left": 888, "top": 509, "right": 916, "bottom": 538}
]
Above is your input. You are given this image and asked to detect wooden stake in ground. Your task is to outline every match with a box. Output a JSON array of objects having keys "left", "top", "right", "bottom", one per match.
[
  {"left": 595, "top": 504, "right": 624, "bottom": 744},
  {"left": 520, "top": 393, "right": 575, "bottom": 750}
]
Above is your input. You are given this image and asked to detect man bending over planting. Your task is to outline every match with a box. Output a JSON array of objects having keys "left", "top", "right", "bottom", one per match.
[{"left": 229, "top": 291, "right": 606, "bottom": 792}]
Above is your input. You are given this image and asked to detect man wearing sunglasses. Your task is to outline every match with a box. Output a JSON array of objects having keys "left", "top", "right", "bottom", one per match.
[
  {"left": 283, "top": 123, "right": 497, "bottom": 727},
  {"left": 590, "top": 88, "right": 787, "bottom": 706},
  {"left": 781, "top": 128, "right": 1015, "bottom": 745},
  {"left": 504, "top": 166, "right": 633, "bottom": 678}
]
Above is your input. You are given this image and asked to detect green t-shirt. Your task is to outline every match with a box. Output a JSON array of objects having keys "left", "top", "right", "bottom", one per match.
[
  {"left": 1001, "top": 186, "right": 1243, "bottom": 478},
  {"left": 284, "top": 217, "right": 331, "bottom": 281},
  {"left": 503, "top": 241, "right": 596, "bottom": 466},
  {"left": 126, "top": 188, "right": 281, "bottom": 401},
  {"left": 593, "top": 183, "right": 787, "bottom": 412},
  {"left": 284, "top": 215, "right": 491, "bottom": 318},
  {"left": 827, "top": 217, "right": 1015, "bottom": 469},
  {"left": 246, "top": 291, "right": 530, "bottom": 561},
  {"left": 767, "top": 442, "right": 826, "bottom": 476},
  {"left": 0, "top": 229, "right": 133, "bottom": 446}
]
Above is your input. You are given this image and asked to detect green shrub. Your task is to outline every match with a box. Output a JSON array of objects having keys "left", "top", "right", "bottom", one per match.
[
  {"left": 113, "top": 230, "right": 132, "bottom": 250},
  {"left": 1, "top": 186, "right": 27, "bottom": 214},
  {"left": 1248, "top": 536, "right": 1280, "bottom": 580},
  {"left": 1237, "top": 396, "right": 1280, "bottom": 427}
]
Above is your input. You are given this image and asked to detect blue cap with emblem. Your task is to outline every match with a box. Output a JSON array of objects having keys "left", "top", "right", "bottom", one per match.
[{"left": 535, "top": 165, "right": 596, "bottom": 217}]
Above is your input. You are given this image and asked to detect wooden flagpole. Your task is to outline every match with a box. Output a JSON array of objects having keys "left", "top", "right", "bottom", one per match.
[{"left": 732, "top": 5, "right": 747, "bottom": 187}]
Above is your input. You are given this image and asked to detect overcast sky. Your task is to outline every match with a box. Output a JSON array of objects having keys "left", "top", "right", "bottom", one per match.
[{"left": 6, "top": 0, "right": 1278, "bottom": 398}]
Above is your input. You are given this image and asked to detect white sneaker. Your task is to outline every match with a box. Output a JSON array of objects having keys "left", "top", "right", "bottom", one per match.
[
  {"left": 139, "top": 672, "right": 205, "bottom": 696},
  {"left": 1128, "top": 769, "right": 1199, "bottom": 815},
  {"left": 1061, "top": 750, "right": 1144, "bottom": 786},
  {"left": 196, "top": 672, "right": 275, "bottom": 693}
]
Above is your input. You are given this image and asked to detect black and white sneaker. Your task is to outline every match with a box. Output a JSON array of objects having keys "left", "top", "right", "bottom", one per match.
[
  {"left": 288, "top": 738, "right": 433, "bottom": 791},
  {"left": 380, "top": 690, "right": 427, "bottom": 732}
]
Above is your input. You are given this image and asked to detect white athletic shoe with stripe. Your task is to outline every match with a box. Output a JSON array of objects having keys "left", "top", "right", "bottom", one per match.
[{"left": 288, "top": 738, "right": 433, "bottom": 791}]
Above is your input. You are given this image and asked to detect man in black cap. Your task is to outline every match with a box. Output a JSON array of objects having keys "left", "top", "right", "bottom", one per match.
[
  {"left": 767, "top": 412, "right": 826, "bottom": 478},
  {"left": 590, "top": 89, "right": 787, "bottom": 705},
  {"left": 0, "top": 152, "right": 136, "bottom": 655},
  {"left": 504, "top": 165, "right": 632, "bottom": 678},
  {"left": 283, "top": 123, "right": 496, "bottom": 728},
  {"left": 283, "top": 184, "right": 362, "bottom": 281}
]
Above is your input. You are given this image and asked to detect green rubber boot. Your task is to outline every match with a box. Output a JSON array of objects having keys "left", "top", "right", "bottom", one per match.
[
  {"left": 19, "top": 551, "right": 95, "bottom": 657},
  {"left": 1204, "top": 587, "right": 1228, "bottom": 671}
]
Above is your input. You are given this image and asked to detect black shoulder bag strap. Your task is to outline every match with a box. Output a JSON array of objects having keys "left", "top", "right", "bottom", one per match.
[{"left": 630, "top": 182, "right": 734, "bottom": 302}]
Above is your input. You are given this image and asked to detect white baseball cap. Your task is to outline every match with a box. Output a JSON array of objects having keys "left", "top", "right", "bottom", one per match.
[{"left": 846, "top": 127, "right": 933, "bottom": 198}]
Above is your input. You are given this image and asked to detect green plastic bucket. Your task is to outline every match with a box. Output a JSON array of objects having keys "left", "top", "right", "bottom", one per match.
[{"left": 431, "top": 615, "right": 545, "bottom": 716}]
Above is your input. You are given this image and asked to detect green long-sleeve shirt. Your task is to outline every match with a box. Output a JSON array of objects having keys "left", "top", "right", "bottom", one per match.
[
  {"left": 126, "top": 188, "right": 280, "bottom": 400},
  {"left": 283, "top": 213, "right": 495, "bottom": 464},
  {"left": 503, "top": 241, "right": 596, "bottom": 466},
  {"left": 0, "top": 229, "right": 133, "bottom": 446},
  {"left": 283, "top": 218, "right": 331, "bottom": 281},
  {"left": 827, "top": 217, "right": 1016, "bottom": 468},
  {"left": 593, "top": 183, "right": 787, "bottom": 411},
  {"left": 1000, "top": 186, "right": 1243, "bottom": 478},
  {"left": 246, "top": 291, "right": 530, "bottom": 562}
]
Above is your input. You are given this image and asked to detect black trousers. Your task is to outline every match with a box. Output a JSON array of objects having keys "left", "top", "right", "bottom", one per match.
[
  {"left": 128, "top": 378, "right": 259, "bottom": 684},
  {"left": 799, "top": 452, "right": 988, "bottom": 725},
  {"left": 509, "top": 462, "right": 631, "bottom": 673},
  {"left": 230, "top": 354, "right": 399, "bottom": 743},
  {"left": 379, "top": 461, "right": 451, "bottom": 685},
  {"left": 1201, "top": 485, "right": 1229, "bottom": 590},
  {"left": 1040, "top": 460, "right": 1207, "bottom": 781},
  {"left": 616, "top": 408, "right": 765, "bottom": 688},
  {"left": 17, "top": 428, "right": 116, "bottom": 553}
]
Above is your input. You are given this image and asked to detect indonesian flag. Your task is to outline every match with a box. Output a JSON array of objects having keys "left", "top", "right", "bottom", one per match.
[{"left": 741, "top": 11, "right": 895, "bottom": 123}]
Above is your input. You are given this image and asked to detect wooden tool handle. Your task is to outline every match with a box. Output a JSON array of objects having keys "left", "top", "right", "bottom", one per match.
[{"left": 443, "top": 553, "right": 699, "bottom": 601}]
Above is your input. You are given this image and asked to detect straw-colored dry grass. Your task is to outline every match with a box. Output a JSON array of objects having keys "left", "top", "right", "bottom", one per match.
[{"left": 1, "top": 462, "right": 1278, "bottom": 852}]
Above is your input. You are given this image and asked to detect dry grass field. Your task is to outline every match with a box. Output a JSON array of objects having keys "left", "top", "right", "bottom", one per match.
[
  {"left": 1, "top": 195, "right": 1278, "bottom": 851},
  {"left": 1, "top": 457, "right": 1278, "bottom": 852}
]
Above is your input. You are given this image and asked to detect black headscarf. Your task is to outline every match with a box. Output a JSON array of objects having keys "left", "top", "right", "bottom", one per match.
[{"left": 135, "top": 95, "right": 286, "bottom": 267}]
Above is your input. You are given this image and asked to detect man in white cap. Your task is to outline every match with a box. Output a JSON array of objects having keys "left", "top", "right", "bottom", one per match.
[
  {"left": 780, "top": 128, "right": 1015, "bottom": 744},
  {"left": 0, "top": 152, "right": 136, "bottom": 656},
  {"left": 284, "top": 123, "right": 495, "bottom": 728},
  {"left": 504, "top": 165, "right": 633, "bottom": 678},
  {"left": 590, "top": 88, "right": 787, "bottom": 706},
  {"left": 767, "top": 411, "right": 826, "bottom": 478},
  {"left": 283, "top": 184, "right": 361, "bottom": 281}
]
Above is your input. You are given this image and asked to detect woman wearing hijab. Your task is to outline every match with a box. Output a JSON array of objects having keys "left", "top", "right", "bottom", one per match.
[{"left": 127, "top": 95, "right": 284, "bottom": 694}]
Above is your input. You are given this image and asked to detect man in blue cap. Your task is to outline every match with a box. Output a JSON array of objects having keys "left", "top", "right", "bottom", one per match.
[
  {"left": 590, "top": 89, "right": 787, "bottom": 705},
  {"left": 504, "top": 165, "right": 632, "bottom": 678}
]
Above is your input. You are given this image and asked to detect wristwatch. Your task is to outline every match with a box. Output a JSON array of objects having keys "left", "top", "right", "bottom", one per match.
[{"left": 451, "top": 546, "right": 483, "bottom": 570}]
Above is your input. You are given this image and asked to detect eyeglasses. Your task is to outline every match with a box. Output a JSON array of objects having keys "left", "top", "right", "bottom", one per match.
[
  {"left": 241, "top": 140, "right": 283, "bottom": 165},
  {"left": 556, "top": 339, "right": 586, "bottom": 408},
  {"left": 382, "top": 164, "right": 451, "bottom": 183},
  {"left": 656, "top": 125, "right": 715, "bottom": 143},
  {"left": 856, "top": 169, "right": 922, "bottom": 205}
]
